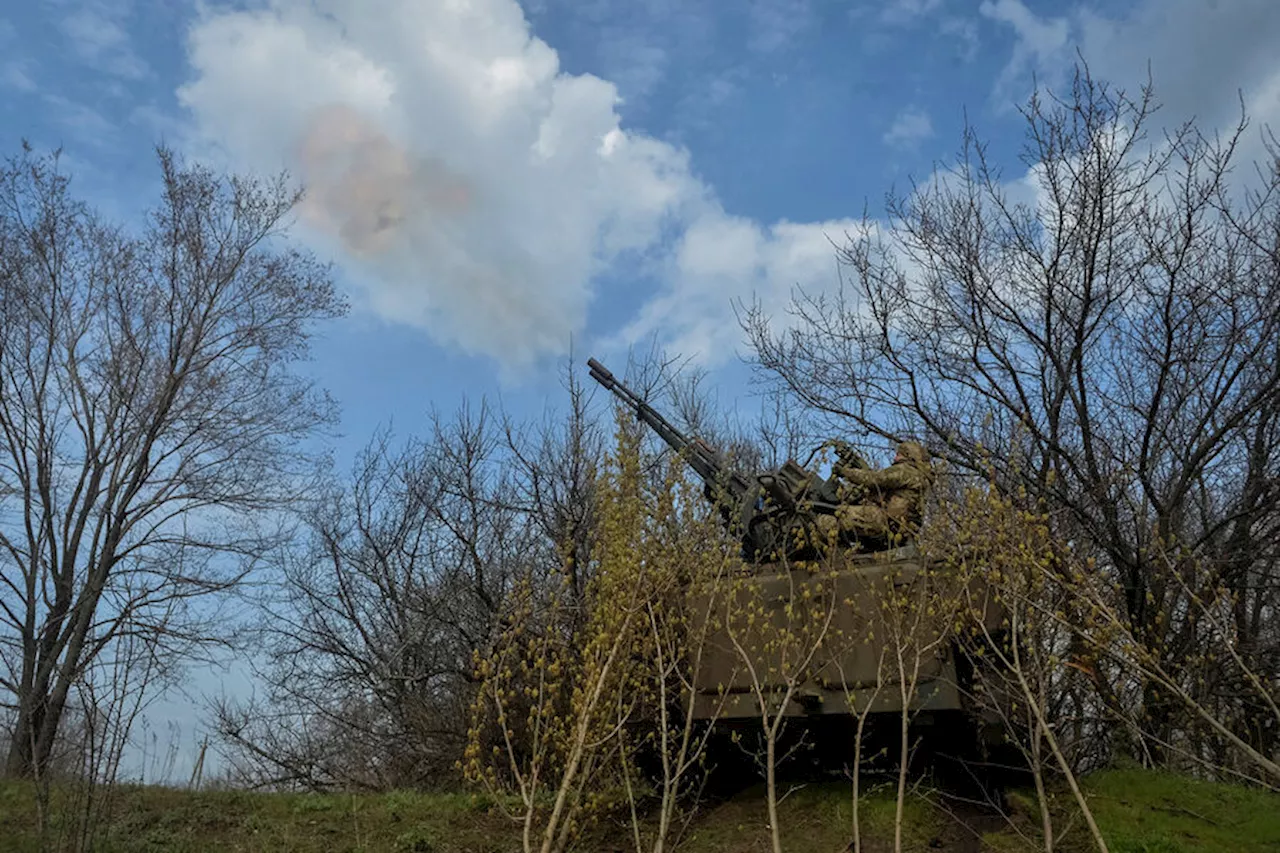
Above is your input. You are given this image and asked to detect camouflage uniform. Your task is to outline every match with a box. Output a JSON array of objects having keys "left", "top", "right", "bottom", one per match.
[{"left": 817, "top": 441, "right": 933, "bottom": 545}]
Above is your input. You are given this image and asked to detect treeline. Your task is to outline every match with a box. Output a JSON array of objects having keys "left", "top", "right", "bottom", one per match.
[
  {"left": 2, "top": 64, "right": 1279, "bottom": 853},
  {"left": 209, "top": 359, "right": 799, "bottom": 790},
  {"left": 744, "top": 67, "right": 1280, "bottom": 785},
  {"left": 226, "top": 67, "right": 1280, "bottom": 853}
]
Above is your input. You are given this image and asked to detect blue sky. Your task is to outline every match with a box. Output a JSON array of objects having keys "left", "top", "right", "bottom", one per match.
[
  {"left": 5, "top": 0, "right": 1280, "bottom": 773},
  {"left": 6, "top": 0, "right": 1280, "bottom": 461}
]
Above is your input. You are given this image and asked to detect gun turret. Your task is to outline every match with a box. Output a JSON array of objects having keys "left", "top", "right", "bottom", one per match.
[{"left": 587, "top": 358, "right": 847, "bottom": 561}]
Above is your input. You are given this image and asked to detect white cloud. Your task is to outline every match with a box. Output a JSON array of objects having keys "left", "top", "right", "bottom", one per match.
[
  {"left": 981, "top": 0, "right": 1280, "bottom": 178},
  {"left": 57, "top": 0, "right": 150, "bottom": 80},
  {"left": 879, "top": 0, "right": 944, "bottom": 27},
  {"left": 748, "top": 0, "right": 815, "bottom": 55},
  {"left": 43, "top": 93, "right": 116, "bottom": 140},
  {"left": 596, "top": 32, "right": 667, "bottom": 103},
  {"left": 983, "top": 0, "right": 1280, "bottom": 136},
  {"left": 527, "top": 0, "right": 722, "bottom": 113},
  {"left": 178, "top": 0, "right": 850, "bottom": 370},
  {"left": 938, "top": 15, "right": 979, "bottom": 62},
  {"left": 883, "top": 106, "right": 934, "bottom": 149},
  {"left": 176, "top": 0, "right": 1280, "bottom": 374},
  {"left": 617, "top": 212, "right": 861, "bottom": 361},
  {"left": 850, "top": 0, "right": 977, "bottom": 62},
  {"left": 978, "top": 0, "right": 1069, "bottom": 105},
  {"left": 0, "top": 22, "right": 33, "bottom": 92},
  {"left": 1073, "top": 0, "right": 1280, "bottom": 135},
  {"left": 180, "top": 0, "right": 693, "bottom": 367},
  {"left": 0, "top": 61, "right": 35, "bottom": 93}
]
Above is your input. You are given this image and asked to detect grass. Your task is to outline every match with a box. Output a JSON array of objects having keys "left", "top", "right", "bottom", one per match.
[
  {"left": 0, "top": 782, "right": 516, "bottom": 853},
  {"left": 670, "top": 780, "right": 942, "bottom": 853},
  {"left": 1, "top": 767, "right": 1277, "bottom": 852},
  {"left": 1076, "top": 768, "right": 1280, "bottom": 853},
  {"left": 983, "top": 767, "right": 1280, "bottom": 853}
]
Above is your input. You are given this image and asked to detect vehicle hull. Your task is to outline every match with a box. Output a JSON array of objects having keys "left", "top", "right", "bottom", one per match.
[{"left": 690, "top": 544, "right": 1000, "bottom": 721}]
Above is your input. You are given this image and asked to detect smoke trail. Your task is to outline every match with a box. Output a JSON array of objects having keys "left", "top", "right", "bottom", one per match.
[{"left": 296, "top": 103, "right": 471, "bottom": 256}]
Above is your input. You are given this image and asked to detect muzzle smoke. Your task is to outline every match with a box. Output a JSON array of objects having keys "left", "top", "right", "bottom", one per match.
[{"left": 296, "top": 103, "right": 471, "bottom": 256}]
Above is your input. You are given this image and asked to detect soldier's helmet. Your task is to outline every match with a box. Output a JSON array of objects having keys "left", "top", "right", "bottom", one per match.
[{"left": 895, "top": 441, "right": 930, "bottom": 467}]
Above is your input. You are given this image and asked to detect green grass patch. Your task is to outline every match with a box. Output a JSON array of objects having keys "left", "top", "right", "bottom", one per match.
[
  {"left": 0, "top": 781, "right": 519, "bottom": 853},
  {"left": 673, "top": 780, "right": 942, "bottom": 853},
  {"left": 984, "top": 768, "right": 1280, "bottom": 853},
  {"left": 1, "top": 767, "right": 1276, "bottom": 852},
  {"left": 1080, "top": 768, "right": 1280, "bottom": 853}
]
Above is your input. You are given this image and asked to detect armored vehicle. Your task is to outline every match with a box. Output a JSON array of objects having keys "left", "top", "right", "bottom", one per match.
[{"left": 588, "top": 359, "right": 1005, "bottom": 772}]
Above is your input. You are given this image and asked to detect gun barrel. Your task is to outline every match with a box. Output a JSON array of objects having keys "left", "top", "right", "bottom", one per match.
[
  {"left": 587, "top": 358, "right": 615, "bottom": 389},
  {"left": 586, "top": 357, "right": 693, "bottom": 447},
  {"left": 586, "top": 357, "right": 752, "bottom": 502}
]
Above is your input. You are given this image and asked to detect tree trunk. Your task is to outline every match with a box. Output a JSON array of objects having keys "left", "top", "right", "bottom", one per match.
[
  {"left": 4, "top": 696, "right": 39, "bottom": 777},
  {"left": 5, "top": 669, "right": 73, "bottom": 779},
  {"left": 5, "top": 562, "right": 109, "bottom": 779},
  {"left": 1141, "top": 680, "right": 1175, "bottom": 766}
]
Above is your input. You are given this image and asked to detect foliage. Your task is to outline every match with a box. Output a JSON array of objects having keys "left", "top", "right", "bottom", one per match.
[
  {"left": 463, "top": 412, "right": 743, "bottom": 853},
  {"left": 747, "top": 62, "right": 1280, "bottom": 782},
  {"left": 927, "top": 480, "right": 1112, "bottom": 851},
  {"left": 0, "top": 140, "right": 344, "bottom": 853}
]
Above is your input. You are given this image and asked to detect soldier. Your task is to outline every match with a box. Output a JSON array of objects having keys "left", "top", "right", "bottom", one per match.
[{"left": 816, "top": 441, "right": 934, "bottom": 547}]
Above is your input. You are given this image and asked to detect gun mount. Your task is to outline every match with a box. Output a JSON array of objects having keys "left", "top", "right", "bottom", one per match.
[
  {"left": 587, "top": 358, "right": 847, "bottom": 561},
  {"left": 587, "top": 360, "right": 1012, "bottom": 787}
]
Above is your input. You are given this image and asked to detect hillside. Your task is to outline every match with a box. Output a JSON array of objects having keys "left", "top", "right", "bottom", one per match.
[{"left": 2, "top": 768, "right": 1277, "bottom": 853}]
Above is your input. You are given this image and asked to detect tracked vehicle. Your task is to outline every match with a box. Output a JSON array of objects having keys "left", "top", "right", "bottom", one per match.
[{"left": 588, "top": 359, "right": 1005, "bottom": 771}]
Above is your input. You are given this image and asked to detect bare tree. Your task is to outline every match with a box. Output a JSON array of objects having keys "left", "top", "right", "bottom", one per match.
[
  {"left": 214, "top": 405, "right": 528, "bottom": 789},
  {"left": 214, "top": 381, "right": 607, "bottom": 790},
  {"left": 936, "top": 484, "right": 1111, "bottom": 852},
  {"left": 745, "top": 66, "right": 1280, "bottom": 767},
  {"left": 0, "top": 143, "right": 344, "bottom": 778},
  {"left": 38, "top": 627, "right": 176, "bottom": 853},
  {"left": 504, "top": 360, "right": 604, "bottom": 613},
  {"left": 466, "top": 419, "right": 658, "bottom": 853}
]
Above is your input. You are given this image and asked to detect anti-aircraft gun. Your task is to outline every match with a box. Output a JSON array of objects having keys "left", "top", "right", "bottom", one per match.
[
  {"left": 587, "top": 358, "right": 857, "bottom": 561},
  {"left": 588, "top": 358, "right": 1012, "bottom": 787}
]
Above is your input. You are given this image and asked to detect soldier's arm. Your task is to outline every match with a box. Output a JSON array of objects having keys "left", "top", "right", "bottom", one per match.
[
  {"left": 835, "top": 463, "right": 922, "bottom": 490},
  {"left": 834, "top": 464, "right": 884, "bottom": 488}
]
